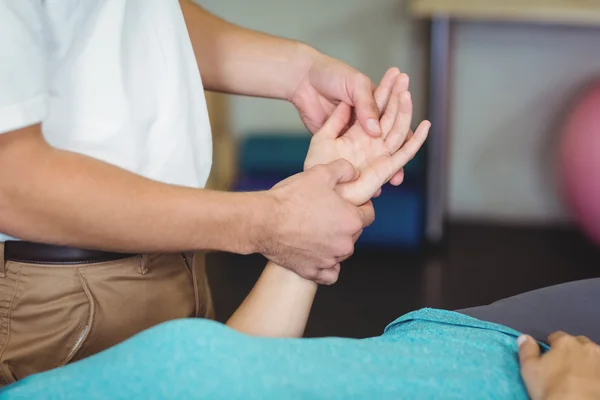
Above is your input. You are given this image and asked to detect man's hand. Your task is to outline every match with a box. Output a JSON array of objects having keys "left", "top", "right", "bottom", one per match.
[
  {"left": 304, "top": 69, "right": 430, "bottom": 206},
  {"left": 261, "top": 159, "right": 375, "bottom": 285},
  {"left": 290, "top": 49, "right": 387, "bottom": 138},
  {"left": 518, "top": 332, "right": 600, "bottom": 400}
]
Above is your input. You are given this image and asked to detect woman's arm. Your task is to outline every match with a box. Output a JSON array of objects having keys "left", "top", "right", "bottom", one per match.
[
  {"left": 226, "top": 262, "right": 317, "bottom": 337},
  {"left": 225, "top": 73, "right": 430, "bottom": 338}
]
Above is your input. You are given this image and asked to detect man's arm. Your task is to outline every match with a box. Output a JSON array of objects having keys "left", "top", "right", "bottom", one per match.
[
  {"left": 0, "top": 125, "right": 368, "bottom": 285},
  {"left": 0, "top": 124, "right": 268, "bottom": 254},
  {"left": 179, "top": 1, "right": 312, "bottom": 101},
  {"left": 225, "top": 80, "right": 429, "bottom": 338}
]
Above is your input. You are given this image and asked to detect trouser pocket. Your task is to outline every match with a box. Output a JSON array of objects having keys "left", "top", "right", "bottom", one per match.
[
  {"left": 0, "top": 262, "right": 94, "bottom": 385},
  {"left": 182, "top": 252, "right": 200, "bottom": 318},
  {"left": 70, "top": 254, "right": 199, "bottom": 363},
  {"left": 182, "top": 252, "right": 214, "bottom": 320},
  {"left": 0, "top": 254, "right": 211, "bottom": 385}
]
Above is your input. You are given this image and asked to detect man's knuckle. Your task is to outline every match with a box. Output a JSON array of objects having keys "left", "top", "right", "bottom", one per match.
[
  {"left": 345, "top": 246, "right": 355, "bottom": 258},
  {"left": 355, "top": 73, "right": 370, "bottom": 86},
  {"left": 319, "top": 256, "right": 336, "bottom": 270},
  {"left": 349, "top": 219, "right": 361, "bottom": 233},
  {"left": 301, "top": 266, "right": 317, "bottom": 280},
  {"left": 310, "top": 164, "right": 325, "bottom": 176},
  {"left": 341, "top": 240, "right": 355, "bottom": 256},
  {"left": 314, "top": 274, "right": 327, "bottom": 285},
  {"left": 349, "top": 211, "right": 363, "bottom": 227}
]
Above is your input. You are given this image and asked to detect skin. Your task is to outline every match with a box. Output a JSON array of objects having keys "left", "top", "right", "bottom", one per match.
[
  {"left": 305, "top": 69, "right": 430, "bottom": 206},
  {"left": 0, "top": 126, "right": 370, "bottom": 285},
  {"left": 178, "top": 3, "right": 600, "bottom": 395},
  {"left": 179, "top": 1, "right": 406, "bottom": 187},
  {"left": 179, "top": 0, "right": 381, "bottom": 136},
  {"left": 0, "top": 2, "right": 412, "bottom": 284},
  {"left": 519, "top": 332, "right": 600, "bottom": 400},
  {"left": 227, "top": 72, "right": 430, "bottom": 336}
]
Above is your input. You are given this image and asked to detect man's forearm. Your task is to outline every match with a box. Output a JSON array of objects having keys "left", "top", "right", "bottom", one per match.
[
  {"left": 180, "top": 1, "right": 315, "bottom": 100},
  {"left": 226, "top": 261, "right": 317, "bottom": 337},
  {"left": 0, "top": 126, "right": 271, "bottom": 254}
]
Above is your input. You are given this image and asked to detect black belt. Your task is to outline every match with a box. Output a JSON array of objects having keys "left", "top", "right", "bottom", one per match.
[{"left": 4, "top": 241, "right": 136, "bottom": 265}]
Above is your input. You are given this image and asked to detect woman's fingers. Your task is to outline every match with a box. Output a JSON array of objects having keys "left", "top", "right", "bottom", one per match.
[
  {"left": 388, "top": 126, "right": 413, "bottom": 186},
  {"left": 380, "top": 84, "right": 402, "bottom": 136},
  {"left": 344, "top": 120, "right": 429, "bottom": 204},
  {"left": 374, "top": 69, "right": 403, "bottom": 115},
  {"left": 387, "top": 120, "right": 430, "bottom": 178},
  {"left": 316, "top": 103, "right": 353, "bottom": 140},
  {"left": 384, "top": 91, "right": 413, "bottom": 151},
  {"left": 548, "top": 331, "right": 571, "bottom": 348},
  {"left": 389, "top": 169, "right": 405, "bottom": 186},
  {"left": 576, "top": 336, "right": 594, "bottom": 345}
]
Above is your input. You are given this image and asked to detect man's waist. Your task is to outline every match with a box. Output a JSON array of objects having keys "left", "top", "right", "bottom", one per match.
[{"left": 2, "top": 240, "right": 136, "bottom": 265}]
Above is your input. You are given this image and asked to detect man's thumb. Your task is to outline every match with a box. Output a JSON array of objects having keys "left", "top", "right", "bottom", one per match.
[
  {"left": 323, "top": 159, "right": 359, "bottom": 185},
  {"left": 353, "top": 76, "right": 382, "bottom": 137}
]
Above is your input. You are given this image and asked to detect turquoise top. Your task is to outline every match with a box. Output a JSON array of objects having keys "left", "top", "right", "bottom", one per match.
[
  {"left": 0, "top": 234, "right": 15, "bottom": 242},
  {"left": 0, "top": 309, "right": 546, "bottom": 399}
]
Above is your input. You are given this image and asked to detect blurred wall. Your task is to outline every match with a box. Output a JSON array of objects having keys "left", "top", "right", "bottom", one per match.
[
  {"left": 195, "top": 0, "right": 600, "bottom": 225},
  {"left": 451, "top": 22, "right": 600, "bottom": 225}
]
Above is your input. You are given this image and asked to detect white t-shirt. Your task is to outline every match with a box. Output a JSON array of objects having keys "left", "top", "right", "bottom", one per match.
[{"left": 0, "top": 0, "right": 213, "bottom": 241}]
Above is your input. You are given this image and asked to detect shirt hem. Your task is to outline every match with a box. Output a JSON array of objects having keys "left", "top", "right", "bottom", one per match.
[{"left": 0, "top": 95, "right": 48, "bottom": 134}]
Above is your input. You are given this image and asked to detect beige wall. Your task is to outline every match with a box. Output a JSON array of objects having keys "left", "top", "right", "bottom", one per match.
[{"left": 196, "top": 0, "right": 600, "bottom": 224}]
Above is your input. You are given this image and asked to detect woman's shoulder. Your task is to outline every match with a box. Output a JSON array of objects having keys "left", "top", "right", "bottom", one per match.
[{"left": 383, "top": 308, "right": 524, "bottom": 339}]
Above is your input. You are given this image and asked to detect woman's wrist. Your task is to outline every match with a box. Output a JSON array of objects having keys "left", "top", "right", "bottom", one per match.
[{"left": 265, "top": 261, "right": 318, "bottom": 287}]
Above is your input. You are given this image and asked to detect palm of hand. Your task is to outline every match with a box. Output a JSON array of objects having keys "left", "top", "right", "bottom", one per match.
[
  {"left": 304, "top": 68, "right": 429, "bottom": 207},
  {"left": 305, "top": 121, "right": 393, "bottom": 205},
  {"left": 305, "top": 85, "right": 420, "bottom": 207}
]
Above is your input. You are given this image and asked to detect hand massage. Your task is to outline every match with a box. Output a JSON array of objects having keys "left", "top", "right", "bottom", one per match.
[{"left": 1, "top": 1, "right": 599, "bottom": 399}]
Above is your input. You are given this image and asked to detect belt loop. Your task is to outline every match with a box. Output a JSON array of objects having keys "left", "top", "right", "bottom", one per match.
[
  {"left": 0, "top": 242, "right": 5, "bottom": 278},
  {"left": 139, "top": 254, "right": 149, "bottom": 275}
]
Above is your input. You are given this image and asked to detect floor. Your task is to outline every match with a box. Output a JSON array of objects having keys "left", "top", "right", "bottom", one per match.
[{"left": 206, "top": 222, "right": 600, "bottom": 339}]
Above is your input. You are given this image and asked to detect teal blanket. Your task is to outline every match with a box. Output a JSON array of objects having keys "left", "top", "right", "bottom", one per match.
[{"left": 0, "top": 309, "right": 545, "bottom": 399}]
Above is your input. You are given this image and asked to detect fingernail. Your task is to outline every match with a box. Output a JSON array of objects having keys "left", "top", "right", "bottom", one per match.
[
  {"left": 367, "top": 119, "right": 381, "bottom": 133},
  {"left": 517, "top": 335, "right": 529, "bottom": 348}
]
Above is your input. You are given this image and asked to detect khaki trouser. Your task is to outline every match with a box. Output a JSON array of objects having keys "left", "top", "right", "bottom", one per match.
[{"left": 0, "top": 245, "right": 213, "bottom": 386}]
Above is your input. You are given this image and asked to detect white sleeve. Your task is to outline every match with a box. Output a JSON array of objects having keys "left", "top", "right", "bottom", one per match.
[{"left": 0, "top": 0, "right": 48, "bottom": 134}]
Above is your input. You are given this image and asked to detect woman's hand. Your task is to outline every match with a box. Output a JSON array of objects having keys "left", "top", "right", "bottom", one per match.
[
  {"left": 227, "top": 70, "right": 429, "bottom": 338},
  {"left": 518, "top": 332, "right": 600, "bottom": 400},
  {"left": 304, "top": 68, "right": 430, "bottom": 206}
]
